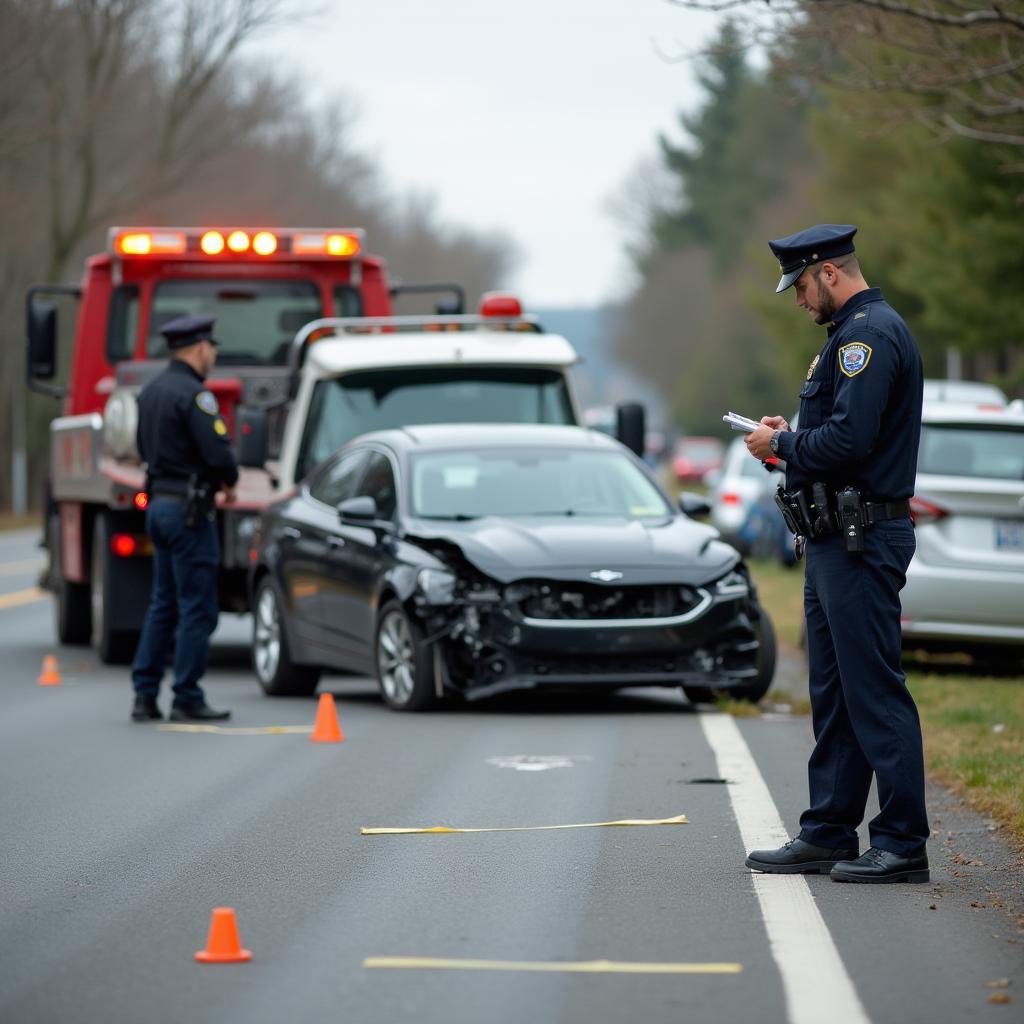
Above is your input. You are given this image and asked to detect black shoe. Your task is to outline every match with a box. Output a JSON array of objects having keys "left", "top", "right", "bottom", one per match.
[
  {"left": 169, "top": 702, "right": 231, "bottom": 722},
  {"left": 830, "top": 847, "right": 929, "bottom": 884},
  {"left": 746, "top": 837, "right": 859, "bottom": 875},
  {"left": 131, "top": 696, "right": 162, "bottom": 722}
]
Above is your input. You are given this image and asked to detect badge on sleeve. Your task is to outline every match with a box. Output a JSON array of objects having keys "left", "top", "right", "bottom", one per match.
[
  {"left": 838, "top": 342, "right": 872, "bottom": 378},
  {"left": 195, "top": 391, "right": 219, "bottom": 415},
  {"left": 213, "top": 418, "right": 227, "bottom": 436}
]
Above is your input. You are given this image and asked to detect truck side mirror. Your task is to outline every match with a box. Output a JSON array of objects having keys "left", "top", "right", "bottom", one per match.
[
  {"left": 236, "top": 406, "right": 269, "bottom": 468},
  {"left": 27, "top": 300, "right": 58, "bottom": 380},
  {"left": 615, "top": 402, "right": 646, "bottom": 458}
]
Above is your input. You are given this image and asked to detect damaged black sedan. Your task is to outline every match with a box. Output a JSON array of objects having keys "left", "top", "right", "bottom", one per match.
[{"left": 249, "top": 425, "right": 776, "bottom": 709}]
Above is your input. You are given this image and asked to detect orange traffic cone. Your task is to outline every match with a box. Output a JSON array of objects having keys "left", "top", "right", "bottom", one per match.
[
  {"left": 310, "top": 693, "right": 344, "bottom": 743},
  {"left": 194, "top": 907, "right": 252, "bottom": 963},
  {"left": 37, "top": 655, "right": 62, "bottom": 686}
]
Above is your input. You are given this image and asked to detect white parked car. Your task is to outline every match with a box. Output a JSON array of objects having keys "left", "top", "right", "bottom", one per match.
[
  {"left": 708, "top": 437, "right": 777, "bottom": 554},
  {"left": 903, "top": 402, "right": 1024, "bottom": 669},
  {"left": 922, "top": 379, "right": 1007, "bottom": 407}
]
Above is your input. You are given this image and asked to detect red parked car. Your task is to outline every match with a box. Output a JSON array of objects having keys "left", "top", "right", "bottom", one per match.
[{"left": 672, "top": 435, "right": 725, "bottom": 483}]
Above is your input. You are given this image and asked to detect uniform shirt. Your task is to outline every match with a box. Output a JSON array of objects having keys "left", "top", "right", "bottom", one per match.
[
  {"left": 136, "top": 360, "right": 239, "bottom": 492},
  {"left": 775, "top": 288, "right": 923, "bottom": 500}
]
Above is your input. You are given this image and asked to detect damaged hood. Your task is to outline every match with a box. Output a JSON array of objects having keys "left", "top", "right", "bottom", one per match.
[{"left": 406, "top": 514, "right": 739, "bottom": 586}]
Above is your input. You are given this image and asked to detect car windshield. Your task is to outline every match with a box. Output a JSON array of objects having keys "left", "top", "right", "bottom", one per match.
[
  {"left": 297, "top": 368, "right": 575, "bottom": 480},
  {"left": 919, "top": 423, "right": 1024, "bottom": 480},
  {"left": 411, "top": 447, "right": 672, "bottom": 520},
  {"left": 146, "top": 279, "right": 323, "bottom": 365}
]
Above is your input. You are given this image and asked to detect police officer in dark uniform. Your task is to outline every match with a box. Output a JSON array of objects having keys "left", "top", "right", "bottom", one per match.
[
  {"left": 130, "top": 315, "right": 238, "bottom": 722},
  {"left": 743, "top": 225, "right": 930, "bottom": 883}
]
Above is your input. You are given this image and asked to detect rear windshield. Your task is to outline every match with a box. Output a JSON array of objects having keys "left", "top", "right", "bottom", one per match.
[
  {"left": 297, "top": 367, "right": 575, "bottom": 480},
  {"left": 147, "top": 279, "right": 323, "bottom": 365},
  {"left": 918, "top": 424, "right": 1024, "bottom": 481}
]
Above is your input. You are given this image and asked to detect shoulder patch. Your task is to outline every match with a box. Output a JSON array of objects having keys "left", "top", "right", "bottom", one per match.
[
  {"left": 213, "top": 418, "right": 228, "bottom": 436},
  {"left": 195, "top": 391, "right": 219, "bottom": 416},
  {"left": 838, "top": 342, "right": 872, "bottom": 378}
]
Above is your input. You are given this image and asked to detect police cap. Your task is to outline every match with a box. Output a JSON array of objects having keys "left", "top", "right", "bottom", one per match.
[
  {"left": 160, "top": 314, "right": 218, "bottom": 350},
  {"left": 768, "top": 224, "right": 857, "bottom": 293}
]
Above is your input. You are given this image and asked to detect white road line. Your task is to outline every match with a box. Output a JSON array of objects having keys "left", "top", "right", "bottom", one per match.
[{"left": 699, "top": 713, "right": 871, "bottom": 1024}]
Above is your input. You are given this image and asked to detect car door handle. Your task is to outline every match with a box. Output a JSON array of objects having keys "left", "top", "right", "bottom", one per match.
[
  {"left": 327, "top": 536, "right": 346, "bottom": 550},
  {"left": 280, "top": 527, "right": 301, "bottom": 541}
]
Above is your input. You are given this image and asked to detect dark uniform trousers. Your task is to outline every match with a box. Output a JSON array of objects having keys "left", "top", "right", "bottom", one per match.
[
  {"left": 798, "top": 516, "right": 929, "bottom": 857},
  {"left": 130, "top": 496, "right": 220, "bottom": 704}
]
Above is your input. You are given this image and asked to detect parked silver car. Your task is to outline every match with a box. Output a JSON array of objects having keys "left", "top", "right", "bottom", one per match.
[
  {"left": 708, "top": 437, "right": 770, "bottom": 553},
  {"left": 902, "top": 402, "right": 1024, "bottom": 668}
]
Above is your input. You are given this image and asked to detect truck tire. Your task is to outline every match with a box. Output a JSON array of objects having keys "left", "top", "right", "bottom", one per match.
[
  {"left": 50, "top": 513, "right": 91, "bottom": 645},
  {"left": 252, "top": 577, "right": 321, "bottom": 696},
  {"left": 91, "top": 513, "right": 140, "bottom": 664}
]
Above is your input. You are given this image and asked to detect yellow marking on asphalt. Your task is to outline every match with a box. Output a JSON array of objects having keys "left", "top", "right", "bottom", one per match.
[
  {"left": 157, "top": 724, "right": 314, "bottom": 735},
  {"left": 0, "top": 587, "right": 46, "bottom": 610},
  {"left": 361, "top": 814, "right": 688, "bottom": 835},
  {"left": 364, "top": 957, "right": 740, "bottom": 975},
  {"left": 0, "top": 559, "right": 45, "bottom": 577}
]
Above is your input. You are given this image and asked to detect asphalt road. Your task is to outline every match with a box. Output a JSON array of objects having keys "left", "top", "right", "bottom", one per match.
[{"left": 0, "top": 528, "right": 1020, "bottom": 1023}]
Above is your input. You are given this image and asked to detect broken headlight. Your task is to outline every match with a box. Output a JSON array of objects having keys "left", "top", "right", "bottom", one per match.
[
  {"left": 714, "top": 569, "right": 750, "bottom": 600},
  {"left": 416, "top": 568, "right": 457, "bottom": 606}
]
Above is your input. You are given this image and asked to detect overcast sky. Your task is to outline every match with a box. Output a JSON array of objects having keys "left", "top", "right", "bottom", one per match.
[{"left": 262, "top": 1, "right": 720, "bottom": 307}]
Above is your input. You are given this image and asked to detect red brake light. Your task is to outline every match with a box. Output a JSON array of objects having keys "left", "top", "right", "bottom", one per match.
[
  {"left": 111, "top": 534, "right": 138, "bottom": 558},
  {"left": 721, "top": 492, "right": 741, "bottom": 505},
  {"left": 479, "top": 292, "right": 523, "bottom": 318},
  {"left": 909, "top": 496, "right": 947, "bottom": 527}
]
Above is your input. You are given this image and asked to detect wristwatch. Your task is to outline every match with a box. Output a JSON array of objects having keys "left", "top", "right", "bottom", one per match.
[{"left": 769, "top": 430, "right": 781, "bottom": 456}]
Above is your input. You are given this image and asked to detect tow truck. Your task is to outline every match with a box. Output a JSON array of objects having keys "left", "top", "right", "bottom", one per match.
[{"left": 28, "top": 225, "right": 644, "bottom": 663}]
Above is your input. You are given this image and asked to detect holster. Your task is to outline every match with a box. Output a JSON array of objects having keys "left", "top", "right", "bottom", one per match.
[
  {"left": 184, "top": 475, "right": 215, "bottom": 528},
  {"left": 774, "top": 485, "right": 802, "bottom": 538}
]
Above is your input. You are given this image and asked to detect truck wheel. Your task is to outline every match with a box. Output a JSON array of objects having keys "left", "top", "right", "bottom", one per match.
[
  {"left": 50, "top": 513, "right": 91, "bottom": 644},
  {"left": 374, "top": 600, "right": 438, "bottom": 711},
  {"left": 252, "top": 578, "right": 321, "bottom": 696},
  {"left": 732, "top": 607, "right": 777, "bottom": 704},
  {"left": 91, "top": 514, "right": 139, "bottom": 664}
]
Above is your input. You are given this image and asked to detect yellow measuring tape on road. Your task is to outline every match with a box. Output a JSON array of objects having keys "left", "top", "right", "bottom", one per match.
[
  {"left": 157, "top": 724, "right": 313, "bottom": 735},
  {"left": 364, "top": 956, "right": 738, "bottom": 974},
  {"left": 361, "top": 814, "right": 688, "bottom": 835}
]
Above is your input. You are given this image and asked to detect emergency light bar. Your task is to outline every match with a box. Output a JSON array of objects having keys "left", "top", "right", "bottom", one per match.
[{"left": 108, "top": 227, "right": 364, "bottom": 260}]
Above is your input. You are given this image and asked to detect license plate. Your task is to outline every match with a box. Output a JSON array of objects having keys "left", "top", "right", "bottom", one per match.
[{"left": 995, "top": 520, "right": 1024, "bottom": 550}]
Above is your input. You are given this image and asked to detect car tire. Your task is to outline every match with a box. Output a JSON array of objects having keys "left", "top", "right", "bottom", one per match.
[
  {"left": 252, "top": 577, "right": 321, "bottom": 697},
  {"left": 374, "top": 599, "right": 438, "bottom": 711},
  {"left": 681, "top": 684, "right": 717, "bottom": 706},
  {"left": 732, "top": 607, "right": 777, "bottom": 703},
  {"left": 91, "top": 513, "right": 139, "bottom": 664}
]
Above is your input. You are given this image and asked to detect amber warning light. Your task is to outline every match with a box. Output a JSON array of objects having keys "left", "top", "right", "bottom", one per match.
[{"left": 109, "top": 227, "right": 363, "bottom": 260}]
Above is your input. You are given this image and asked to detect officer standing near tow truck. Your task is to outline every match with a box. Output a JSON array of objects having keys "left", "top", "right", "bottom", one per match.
[
  {"left": 130, "top": 315, "right": 238, "bottom": 723},
  {"left": 742, "top": 225, "right": 930, "bottom": 883}
]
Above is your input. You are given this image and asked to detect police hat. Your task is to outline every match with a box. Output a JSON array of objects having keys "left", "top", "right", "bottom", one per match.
[
  {"left": 768, "top": 224, "right": 857, "bottom": 293},
  {"left": 160, "top": 314, "right": 218, "bottom": 350}
]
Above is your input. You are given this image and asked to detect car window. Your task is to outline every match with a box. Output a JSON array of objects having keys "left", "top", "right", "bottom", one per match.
[
  {"left": 356, "top": 452, "right": 398, "bottom": 520},
  {"left": 308, "top": 450, "right": 367, "bottom": 507},
  {"left": 411, "top": 448, "right": 671, "bottom": 520},
  {"left": 918, "top": 424, "right": 1024, "bottom": 480}
]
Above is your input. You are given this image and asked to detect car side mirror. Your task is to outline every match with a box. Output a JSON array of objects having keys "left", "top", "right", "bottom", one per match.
[
  {"left": 338, "top": 495, "right": 378, "bottom": 522},
  {"left": 678, "top": 492, "right": 711, "bottom": 518},
  {"left": 236, "top": 406, "right": 269, "bottom": 468}
]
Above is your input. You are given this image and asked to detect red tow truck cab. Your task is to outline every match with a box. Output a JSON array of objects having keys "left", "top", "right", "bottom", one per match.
[{"left": 28, "top": 226, "right": 400, "bottom": 663}]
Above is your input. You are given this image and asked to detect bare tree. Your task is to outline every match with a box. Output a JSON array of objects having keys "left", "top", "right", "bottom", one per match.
[{"left": 667, "top": 0, "right": 1024, "bottom": 155}]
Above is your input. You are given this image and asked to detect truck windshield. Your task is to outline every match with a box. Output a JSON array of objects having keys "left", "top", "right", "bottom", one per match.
[
  {"left": 297, "top": 367, "right": 576, "bottom": 480},
  {"left": 147, "top": 279, "right": 323, "bottom": 365}
]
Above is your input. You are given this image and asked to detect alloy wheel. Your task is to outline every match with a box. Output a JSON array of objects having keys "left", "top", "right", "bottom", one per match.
[
  {"left": 254, "top": 586, "right": 281, "bottom": 683},
  {"left": 377, "top": 609, "right": 416, "bottom": 705}
]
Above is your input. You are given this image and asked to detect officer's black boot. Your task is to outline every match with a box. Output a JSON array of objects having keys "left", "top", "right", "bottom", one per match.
[
  {"left": 746, "top": 837, "right": 859, "bottom": 874},
  {"left": 169, "top": 701, "right": 231, "bottom": 722},
  {"left": 131, "top": 695, "right": 163, "bottom": 722}
]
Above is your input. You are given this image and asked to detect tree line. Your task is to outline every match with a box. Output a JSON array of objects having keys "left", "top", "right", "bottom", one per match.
[
  {"left": 0, "top": 0, "right": 516, "bottom": 514},
  {"left": 613, "top": 2, "right": 1024, "bottom": 436}
]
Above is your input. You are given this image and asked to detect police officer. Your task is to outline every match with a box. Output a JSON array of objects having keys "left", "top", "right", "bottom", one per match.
[
  {"left": 130, "top": 315, "right": 238, "bottom": 722},
  {"left": 743, "top": 224, "right": 930, "bottom": 883}
]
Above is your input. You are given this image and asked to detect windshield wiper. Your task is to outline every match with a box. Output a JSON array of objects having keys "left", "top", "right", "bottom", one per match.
[{"left": 417, "top": 513, "right": 479, "bottom": 521}]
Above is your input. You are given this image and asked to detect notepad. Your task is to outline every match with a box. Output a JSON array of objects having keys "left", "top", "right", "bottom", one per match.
[{"left": 722, "top": 411, "right": 761, "bottom": 432}]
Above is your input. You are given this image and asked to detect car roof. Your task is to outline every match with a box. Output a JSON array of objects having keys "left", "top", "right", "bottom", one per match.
[
  {"left": 348, "top": 423, "right": 626, "bottom": 453},
  {"left": 921, "top": 402, "right": 1024, "bottom": 426},
  {"left": 922, "top": 379, "right": 1008, "bottom": 405},
  {"left": 305, "top": 331, "right": 578, "bottom": 377}
]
